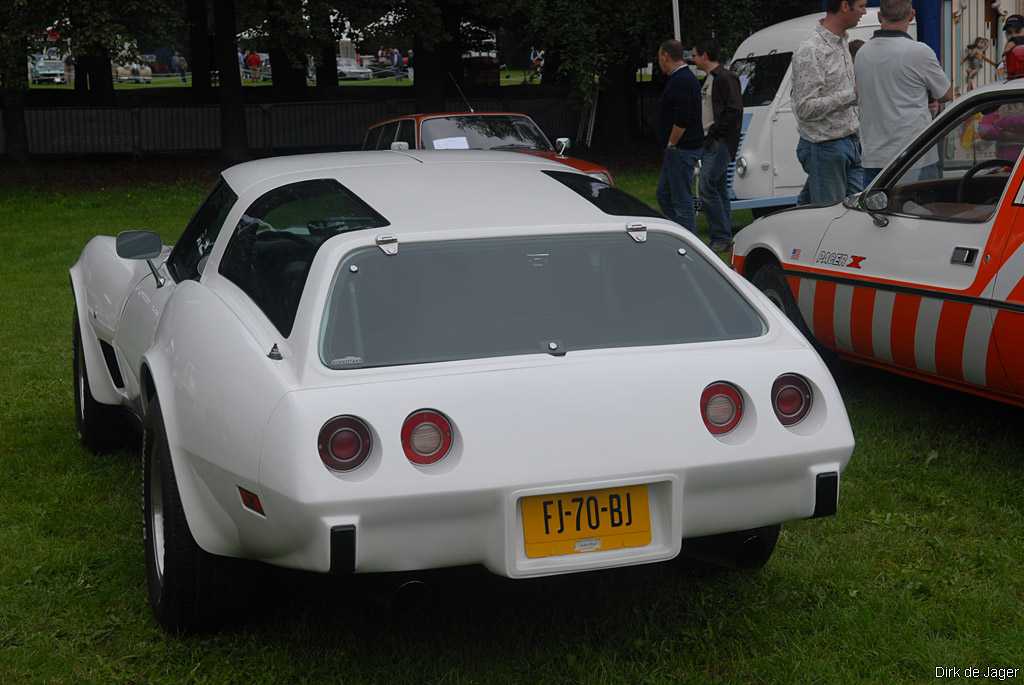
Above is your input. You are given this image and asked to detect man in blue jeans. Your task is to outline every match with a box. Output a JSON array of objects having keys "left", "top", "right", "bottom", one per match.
[
  {"left": 694, "top": 39, "right": 743, "bottom": 252},
  {"left": 791, "top": 0, "right": 868, "bottom": 204},
  {"left": 656, "top": 39, "right": 703, "bottom": 232}
]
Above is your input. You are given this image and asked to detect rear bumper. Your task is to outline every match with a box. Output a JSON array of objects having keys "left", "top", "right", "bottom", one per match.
[{"left": 248, "top": 451, "right": 846, "bottom": 579}]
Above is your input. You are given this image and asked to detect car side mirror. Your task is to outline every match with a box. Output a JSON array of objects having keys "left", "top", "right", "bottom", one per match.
[
  {"left": 862, "top": 189, "right": 888, "bottom": 212},
  {"left": 555, "top": 137, "right": 571, "bottom": 157},
  {"left": 116, "top": 230, "right": 162, "bottom": 260},
  {"left": 390, "top": 141, "right": 410, "bottom": 151},
  {"left": 859, "top": 189, "right": 890, "bottom": 228},
  {"left": 116, "top": 230, "right": 166, "bottom": 287}
]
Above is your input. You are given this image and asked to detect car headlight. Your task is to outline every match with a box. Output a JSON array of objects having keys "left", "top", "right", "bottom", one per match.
[
  {"left": 735, "top": 157, "right": 748, "bottom": 178},
  {"left": 586, "top": 171, "right": 613, "bottom": 185}
]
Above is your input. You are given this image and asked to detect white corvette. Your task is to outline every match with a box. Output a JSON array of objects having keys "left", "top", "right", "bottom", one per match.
[{"left": 69, "top": 151, "right": 854, "bottom": 632}]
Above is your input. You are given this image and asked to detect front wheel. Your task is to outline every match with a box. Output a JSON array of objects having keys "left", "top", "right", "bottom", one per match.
[{"left": 750, "top": 262, "right": 836, "bottom": 365}]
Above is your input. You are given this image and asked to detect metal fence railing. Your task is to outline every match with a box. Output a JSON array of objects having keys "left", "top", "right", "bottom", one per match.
[{"left": 0, "top": 97, "right": 582, "bottom": 157}]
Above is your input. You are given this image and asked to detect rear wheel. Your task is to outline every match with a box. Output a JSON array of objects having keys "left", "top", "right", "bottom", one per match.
[
  {"left": 73, "top": 312, "right": 122, "bottom": 454},
  {"left": 679, "top": 524, "right": 781, "bottom": 570},
  {"left": 144, "top": 395, "right": 232, "bottom": 634}
]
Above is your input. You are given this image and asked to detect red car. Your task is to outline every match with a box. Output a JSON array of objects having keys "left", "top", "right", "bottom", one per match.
[{"left": 363, "top": 112, "right": 614, "bottom": 184}]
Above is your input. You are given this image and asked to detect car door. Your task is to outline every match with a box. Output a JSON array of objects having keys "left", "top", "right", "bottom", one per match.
[
  {"left": 806, "top": 93, "right": 1024, "bottom": 392},
  {"left": 769, "top": 69, "right": 804, "bottom": 199},
  {"left": 114, "top": 180, "right": 237, "bottom": 396},
  {"left": 988, "top": 185, "right": 1024, "bottom": 396}
]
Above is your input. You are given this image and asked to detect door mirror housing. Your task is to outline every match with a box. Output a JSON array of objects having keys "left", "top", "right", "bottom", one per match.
[
  {"left": 862, "top": 189, "right": 889, "bottom": 212},
  {"left": 555, "top": 137, "right": 571, "bottom": 156},
  {"left": 858, "top": 189, "right": 890, "bottom": 228},
  {"left": 116, "top": 230, "right": 166, "bottom": 287},
  {"left": 116, "top": 230, "right": 163, "bottom": 260}
]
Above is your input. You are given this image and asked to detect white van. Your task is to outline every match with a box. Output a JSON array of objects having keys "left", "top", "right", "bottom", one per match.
[{"left": 727, "top": 9, "right": 916, "bottom": 215}]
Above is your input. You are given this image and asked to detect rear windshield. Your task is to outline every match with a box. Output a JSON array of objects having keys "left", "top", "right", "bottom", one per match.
[
  {"left": 320, "top": 232, "right": 764, "bottom": 370},
  {"left": 420, "top": 115, "right": 552, "bottom": 151},
  {"left": 730, "top": 52, "right": 792, "bottom": 107},
  {"left": 543, "top": 170, "right": 662, "bottom": 218}
]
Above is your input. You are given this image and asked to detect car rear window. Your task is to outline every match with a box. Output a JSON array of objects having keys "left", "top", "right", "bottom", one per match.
[
  {"left": 320, "top": 232, "right": 764, "bottom": 370},
  {"left": 543, "top": 170, "right": 662, "bottom": 218}
]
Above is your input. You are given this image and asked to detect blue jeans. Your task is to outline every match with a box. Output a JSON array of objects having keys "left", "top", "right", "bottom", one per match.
[
  {"left": 863, "top": 167, "right": 882, "bottom": 188},
  {"left": 657, "top": 146, "right": 701, "bottom": 233},
  {"left": 699, "top": 140, "right": 732, "bottom": 244},
  {"left": 796, "top": 135, "right": 864, "bottom": 205}
]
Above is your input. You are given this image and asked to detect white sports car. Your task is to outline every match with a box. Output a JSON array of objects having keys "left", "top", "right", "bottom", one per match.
[{"left": 69, "top": 151, "right": 854, "bottom": 633}]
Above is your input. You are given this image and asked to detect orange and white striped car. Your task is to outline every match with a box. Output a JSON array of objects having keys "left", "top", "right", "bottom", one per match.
[{"left": 733, "top": 82, "right": 1024, "bottom": 407}]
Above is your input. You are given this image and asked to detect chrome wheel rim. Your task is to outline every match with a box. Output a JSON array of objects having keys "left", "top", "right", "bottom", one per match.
[{"left": 149, "top": 446, "right": 165, "bottom": 582}]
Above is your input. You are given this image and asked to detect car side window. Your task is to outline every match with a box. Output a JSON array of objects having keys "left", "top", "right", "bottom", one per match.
[
  {"left": 396, "top": 119, "right": 416, "bottom": 148},
  {"left": 376, "top": 122, "right": 400, "bottom": 150},
  {"left": 363, "top": 126, "right": 382, "bottom": 150},
  {"left": 167, "top": 179, "right": 237, "bottom": 282},
  {"left": 218, "top": 178, "right": 389, "bottom": 337},
  {"left": 880, "top": 97, "right": 1024, "bottom": 223}
]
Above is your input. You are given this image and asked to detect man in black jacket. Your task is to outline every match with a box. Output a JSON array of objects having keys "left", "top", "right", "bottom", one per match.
[
  {"left": 694, "top": 39, "right": 743, "bottom": 252},
  {"left": 656, "top": 39, "right": 703, "bottom": 233}
]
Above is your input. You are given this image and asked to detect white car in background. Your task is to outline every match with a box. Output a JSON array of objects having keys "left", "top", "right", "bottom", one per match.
[
  {"left": 337, "top": 56, "right": 372, "bottom": 80},
  {"left": 69, "top": 151, "right": 854, "bottom": 633}
]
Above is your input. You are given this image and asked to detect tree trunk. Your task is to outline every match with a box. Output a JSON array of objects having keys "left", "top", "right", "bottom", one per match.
[
  {"left": 187, "top": 0, "right": 212, "bottom": 93},
  {"left": 0, "top": 61, "right": 30, "bottom": 160},
  {"left": 82, "top": 51, "right": 115, "bottom": 105},
  {"left": 591, "top": 61, "right": 638, "bottom": 151},
  {"left": 315, "top": 44, "right": 337, "bottom": 94},
  {"left": 268, "top": 47, "right": 307, "bottom": 97},
  {"left": 413, "top": 33, "right": 445, "bottom": 112},
  {"left": 310, "top": 2, "right": 337, "bottom": 94},
  {"left": 213, "top": 0, "right": 248, "bottom": 164}
]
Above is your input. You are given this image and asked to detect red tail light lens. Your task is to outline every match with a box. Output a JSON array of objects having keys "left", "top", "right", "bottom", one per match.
[
  {"left": 700, "top": 382, "right": 743, "bottom": 435},
  {"left": 318, "top": 416, "right": 373, "bottom": 471},
  {"left": 772, "top": 374, "right": 813, "bottom": 426},
  {"left": 402, "top": 410, "right": 453, "bottom": 465}
]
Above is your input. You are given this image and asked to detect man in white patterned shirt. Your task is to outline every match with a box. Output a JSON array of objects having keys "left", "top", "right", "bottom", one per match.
[{"left": 791, "top": 0, "right": 867, "bottom": 205}]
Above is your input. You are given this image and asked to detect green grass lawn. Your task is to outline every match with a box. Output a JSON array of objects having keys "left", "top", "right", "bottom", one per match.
[{"left": 0, "top": 166, "right": 1022, "bottom": 683}]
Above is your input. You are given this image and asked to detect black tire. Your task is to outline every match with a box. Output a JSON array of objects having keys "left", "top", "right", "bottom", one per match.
[
  {"left": 679, "top": 524, "right": 781, "bottom": 570},
  {"left": 750, "top": 263, "right": 836, "bottom": 364},
  {"left": 73, "top": 312, "right": 123, "bottom": 454},
  {"left": 143, "top": 395, "right": 232, "bottom": 634}
]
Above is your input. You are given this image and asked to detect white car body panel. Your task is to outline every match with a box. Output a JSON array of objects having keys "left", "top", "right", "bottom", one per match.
[{"left": 71, "top": 151, "right": 855, "bottom": 577}]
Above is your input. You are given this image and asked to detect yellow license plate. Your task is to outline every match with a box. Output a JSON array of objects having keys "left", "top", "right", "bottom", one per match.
[{"left": 521, "top": 485, "right": 651, "bottom": 558}]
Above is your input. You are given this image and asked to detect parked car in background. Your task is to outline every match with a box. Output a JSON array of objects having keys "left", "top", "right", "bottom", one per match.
[
  {"left": 28, "top": 52, "right": 65, "bottom": 84},
  {"left": 70, "top": 150, "right": 853, "bottom": 633},
  {"left": 728, "top": 8, "right": 912, "bottom": 217},
  {"left": 733, "top": 81, "right": 1024, "bottom": 408},
  {"left": 337, "top": 56, "right": 372, "bottom": 80},
  {"left": 113, "top": 62, "right": 153, "bottom": 83},
  {"left": 364, "top": 112, "right": 614, "bottom": 184}
]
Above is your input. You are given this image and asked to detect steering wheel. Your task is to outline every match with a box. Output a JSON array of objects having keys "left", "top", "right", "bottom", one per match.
[{"left": 957, "top": 158, "right": 1014, "bottom": 202}]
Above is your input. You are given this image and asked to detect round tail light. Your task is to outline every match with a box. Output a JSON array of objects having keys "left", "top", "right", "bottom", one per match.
[
  {"left": 701, "top": 382, "right": 743, "bottom": 435},
  {"left": 772, "top": 374, "right": 812, "bottom": 426},
  {"left": 318, "top": 416, "right": 373, "bottom": 471},
  {"left": 401, "top": 410, "right": 453, "bottom": 465}
]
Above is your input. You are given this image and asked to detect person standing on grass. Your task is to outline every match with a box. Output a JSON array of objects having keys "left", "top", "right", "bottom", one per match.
[
  {"left": 791, "top": 0, "right": 867, "bottom": 205},
  {"left": 693, "top": 38, "right": 743, "bottom": 252},
  {"left": 656, "top": 39, "right": 703, "bottom": 234},
  {"left": 855, "top": 0, "right": 952, "bottom": 186}
]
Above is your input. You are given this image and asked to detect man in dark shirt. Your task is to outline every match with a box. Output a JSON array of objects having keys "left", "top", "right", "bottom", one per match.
[
  {"left": 657, "top": 39, "right": 703, "bottom": 233},
  {"left": 694, "top": 39, "right": 743, "bottom": 252}
]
